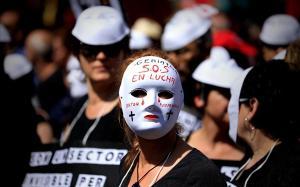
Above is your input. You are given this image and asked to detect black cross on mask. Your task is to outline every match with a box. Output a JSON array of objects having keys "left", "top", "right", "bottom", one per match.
[
  {"left": 129, "top": 111, "right": 135, "bottom": 121},
  {"left": 166, "top": 110, "right": 173, "bottom": 120}
]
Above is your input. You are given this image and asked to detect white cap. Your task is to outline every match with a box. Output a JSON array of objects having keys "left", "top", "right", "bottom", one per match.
[
  {"left": 191, "top": 4, "right": 219, "bottom": 18},
  {"left": 132, "top": 17, "right": 162, "bottom": 40},
  {"left": 192, "top": 47, "right": 243, "bottom": 88},
  {"left": 0, "top": 24, "right": 11, "bottom": 43},
  {"left": 4, "top": 53, "right": 32, "bottom": 80},
  {"left": 161, "top": 8, "right": 211, "bottom": 51},
  {"left": 228, "top": 67, "right": 252, "bottom": 142},
  {"left": 129, "top": 30, "right": 152, "bottom": 50},
  {"left": 72, "top": 6, "right": 129, "bottom": 45},
  {"left": 259, "top": 14, "right": 300, "bottom": 45}
]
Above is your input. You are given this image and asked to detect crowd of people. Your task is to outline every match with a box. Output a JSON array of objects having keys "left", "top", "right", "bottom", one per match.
[{"left": 1, "top": 1, "right": 300, "bottom": 186}]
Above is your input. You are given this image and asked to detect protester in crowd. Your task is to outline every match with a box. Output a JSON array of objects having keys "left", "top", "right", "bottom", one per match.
[
  {"left": 188, "top": 47, "right": 245, "bottom": 183},
  {"left": 259, "top": 14, "right": 300, "bottom": 62},
  {"left": 228, "top": 60, "right": 300, "bottom": 186},
  {"left": 129, "top": 17, "right": 162, "bottom": 52},
  {"left": 211, "top": 12, "right": 258, "bottom": 68},
  {"left": 59, "top": 6, "right": 130, "bottom": 186},
  {"left": 25, "top": 28, "right": 70, "bottom": 142},
  {"left": 0, "top": 8, "right": 25, "bottom": 53},
  {"left": 161, "top": 7, "right": 212, "bottom": 139},
  {"left": 118, "top": 49, "right": 226, "bottom": 187},
  {"left": 1, "top": 23, "right": 41, "bottom": 187}
]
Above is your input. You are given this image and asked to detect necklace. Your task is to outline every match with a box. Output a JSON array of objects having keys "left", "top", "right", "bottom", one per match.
[
  {"left": 132, "top": 155, "right": 165, "bottom": 187},
  {"left": 132, "top": 136, "right": 178, "bottom": 187},
  {"left": 231, "top": 139, "right": 280, "bottom": 186}
]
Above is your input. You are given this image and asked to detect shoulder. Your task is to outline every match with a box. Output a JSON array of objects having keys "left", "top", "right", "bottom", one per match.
[
  {"left": 250, "top": 142, "right": 300, "bottom": 186},
  {"left": 184, "top": 149, "right": 219, "bottom": 170},
  {"left": 181, "top": 149, "right": 227, "bottom": 187}
]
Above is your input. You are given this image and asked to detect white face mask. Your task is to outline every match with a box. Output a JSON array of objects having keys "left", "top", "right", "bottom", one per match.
[
  {"left": 119, "top": 56, "right": 184, "bottom": 140},
  {"left": 228, "top": 67, "right": 252, "bottom": 142}
]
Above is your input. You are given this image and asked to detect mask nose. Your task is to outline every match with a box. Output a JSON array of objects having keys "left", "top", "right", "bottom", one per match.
[{"left": 144, "top": 90, "right": 159, "bottom": 110}]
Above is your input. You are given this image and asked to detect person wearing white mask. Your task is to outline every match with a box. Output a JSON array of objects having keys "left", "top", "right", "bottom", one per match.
[
  {"left": 259, "top": 14, "right": 300, "bottom": 62},
  {"left": 118, "top": 49, "right": 226, "bottom": 187},
  {"left": 228, "top": 60, "right": 300, "bottom": 186},
  {"left": 188, "top": 47, "right": 245, "bottom": 184}
]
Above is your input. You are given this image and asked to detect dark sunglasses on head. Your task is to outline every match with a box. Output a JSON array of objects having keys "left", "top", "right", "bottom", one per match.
[{"left": 198, "top": 83, "right": 231, "bottom": 101}]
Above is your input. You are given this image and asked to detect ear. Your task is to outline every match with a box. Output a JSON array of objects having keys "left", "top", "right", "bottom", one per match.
[
  {"left": 247, "top": 97, "right": 259, "bottom": 120},
  {"left": 194, "top": 95, "right": 205, "bottom": 109}
]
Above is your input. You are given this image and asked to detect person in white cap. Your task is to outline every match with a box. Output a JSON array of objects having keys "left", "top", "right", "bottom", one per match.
[
  {"left": 59, "top": 6, "right": 130, "bottom": 187},
  {"left": 118, "top": 49, "right": 226, "bottom": 187},
  {"left": 161, "top": 8, "right": 213, "bottom": 140},
  {"left": 259, "top": 14, "right": 300, "bottom": 62},
  {"left": 129, "top": 17, "right": 162, "bottom": 52},
  {"left": 228, "top": 60, "right": 300, "bottom": 186},
  {"left": 188, "top": 47, "right": 245, "bottom": 184}
]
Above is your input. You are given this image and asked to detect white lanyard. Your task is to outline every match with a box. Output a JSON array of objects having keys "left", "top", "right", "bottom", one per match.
[
  {"left": 231, "top": 139, "right": 279, "bottom": 187},
  {"left": 59, "top": 100, "right": 102, "bottom": 146}
]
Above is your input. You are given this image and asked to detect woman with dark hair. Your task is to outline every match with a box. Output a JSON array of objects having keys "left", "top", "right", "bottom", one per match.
[
  {"left": 58, "top": 6, "right": 130, "bottom": 187},
  {"left": 228, "top": 60, "right": 300, "bottom": 186},
  {"left": 118, "top": 49, "right": 226, "bottom": 187}
]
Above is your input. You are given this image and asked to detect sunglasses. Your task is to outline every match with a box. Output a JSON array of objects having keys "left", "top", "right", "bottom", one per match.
[
  {"left": 197, "top": 83, "right": 231, "bottom": 101},
  {"left": 79, "top": 42, "right": 123, "bottom": 60}
]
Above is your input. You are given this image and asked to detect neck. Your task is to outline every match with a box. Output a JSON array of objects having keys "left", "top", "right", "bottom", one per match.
[
  {"left": 85, "top": 80, "right": 118, "bottom": 119},
  {"left": 138, "top": 131, "right": 177, "bottom": 166},
  {"left": 87, "top": 79, "right": 118, "bottom": 103},
  {"left": 200, "top": 114, "right": 232, "bottom": 143},
  {"left": 247, "top": 132, "right": 279, "bottom": 168}
]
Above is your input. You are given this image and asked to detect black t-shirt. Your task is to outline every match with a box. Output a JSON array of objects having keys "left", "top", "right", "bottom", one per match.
[
  {"left": 23, "top": 96, "right": 128, "bottom": 187},
  {"left": 212, "top": 155, "right": 249, "bottom": 184},
  {"left": 232, "top": 141, "right": 300, "bottom": 187},
  {"left": 119, "top": 149, "right": 227, "bottom": 187},
  {"left": 65, "top": 95, "right": 124, "bottom": 145}
]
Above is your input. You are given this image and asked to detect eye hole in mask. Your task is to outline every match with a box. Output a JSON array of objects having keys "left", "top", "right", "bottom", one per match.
[
  {"left": 158, "top": 90, "right": 173, "bottom": 99},
  {"left": 130, "top": 89, "right": 174, "bottom": 99},
  {"left": 130, "top": 88, "right": 147, "bottom": 98}
]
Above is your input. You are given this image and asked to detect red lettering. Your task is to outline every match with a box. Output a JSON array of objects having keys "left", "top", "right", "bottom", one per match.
[
  {"left": 161, "top": 65, "right": 169, "bottom": 73},
  {"left": 152, "top": 65, "right": 159, "bottom": 72},
  {"left": 139, "top": 64, "right": 150, "bottom": 73},
  {"left": 132, "top": 75, "right": 138, "bottom": 82}
]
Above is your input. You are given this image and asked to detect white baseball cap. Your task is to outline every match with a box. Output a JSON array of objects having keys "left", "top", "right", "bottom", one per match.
[
  {"left": 132, "top": 17, "right": 162, "bottom": 40},
  {"left": 192, "top": 46, "right": 243, "bottom": 88},
  {"left": 161, "top": 8, "right": 211, "bottom": 51},
  {"left": 129, "top": 30, "right": 152, "bottom": 50},
  {"left": 72, "top": 6, "right": 129, "bottom": 45},
  {"left": 259, "top": 14, "right": 300, "bottom": 45},
  {"left": 4, "top": 53, "right": 32, "bottom": 80},
  {"left": 0, "top": 24, "right": 11, "bottom": 43},
  {"left": 228, "top": 67, "right": 252, "bottom": 142}
]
